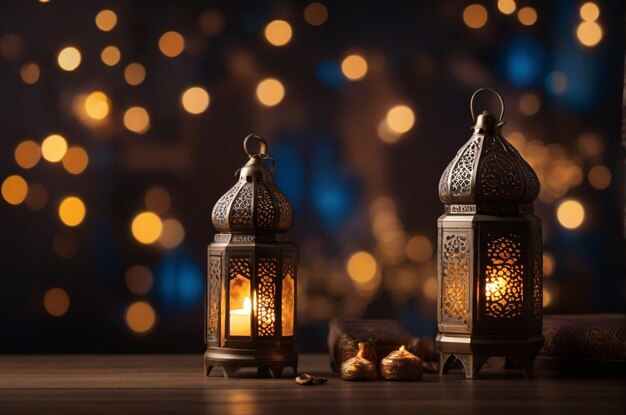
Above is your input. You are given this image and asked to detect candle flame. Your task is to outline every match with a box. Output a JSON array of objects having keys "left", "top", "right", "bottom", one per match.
[
  {"left": 243, "top": 296, "right": 251, "bottom": 313},
  {"left": 399, "top": 345, "right": 405, "bottom": 353},
  {"left": 357, "top": 342, "right": 365, "bottom": 359}
]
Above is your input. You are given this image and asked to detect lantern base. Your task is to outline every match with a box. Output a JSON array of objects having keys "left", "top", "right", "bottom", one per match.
[
  {"left": 204, "top": 347, "right": 298, "bottom": 378},
  {"left": 437, "top": 333, "right": 543, "bottom": 379}
]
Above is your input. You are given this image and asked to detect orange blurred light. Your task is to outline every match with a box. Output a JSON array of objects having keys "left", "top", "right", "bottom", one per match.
[
  {"left": 57, "top": 46, "right": 81, "bottom": 71},
  {"left": 159, "top": 31, "right": 185, "bottom": 57},
  {"left": 1, "top": 175, "right": 28, "bottom": 205},
  {"left": 43, "top": 288, "right": 70, "bottom": 317},
  {"left": 126, "top": 301, "right": 156, "bottom": 333},
  {"left": 131, "top": 211, "right": 163, "bottom": 244},
  {"left": 264, "top": 20, "right": 292, "bottom": 46},
  {"left": 304, "top": 2, "right": 329, "bottom": 26},
  {"left": 123, "top": 107, "right": 150, "bottom": 134},
  {"left": 84, "top": 91, "right": 110, "bottom": 120},
  {"left": 463, "top": 4, "right": 488, "bottom": 29},
  {"left": 41, "top": 134, "right": 68, "bottom": 163},
  {"left": 256, "top": 78, "right": 285, "bottom": 107},
  {"left": 58, "top": 196, "right": 86, "bottom": 227},
  {"left": 341, "top": 54, "right": 368, "bottom": 81},
  {"left": 101, "top": 45, "right": 121, "bottom": 66},
  {"left": 517, "top": 6, "right": 537, "bottom": 26},
  {"left": 62, "top": 146, "right": 89, "bottom": 175},
  {"left": 14, "top": 140, "right": 41, "bottom": 169},
  {"left": 95, "top": 9, "right": 117, "bottom": 32},
  {"left": 181, "top": 86, "right": 210, "bottom": 114},
  {"left": 20, "top": 63, "right": 40, "bottom": 84}
]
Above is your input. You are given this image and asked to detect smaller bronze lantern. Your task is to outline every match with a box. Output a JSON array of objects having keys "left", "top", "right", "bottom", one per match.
[
  {"left": 436, "top": 89, "right": 543, "bottom": 378},
  {"left": 205, "top": 134, "right": 298, "bottom": 378}
]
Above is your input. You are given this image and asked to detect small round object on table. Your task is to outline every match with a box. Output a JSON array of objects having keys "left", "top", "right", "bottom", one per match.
[
  {"left": 340, "top": 342, "right": 377, "bottom": 381},
  {"left": 380, "top": 346, "right": 423, "bottom": 381}
]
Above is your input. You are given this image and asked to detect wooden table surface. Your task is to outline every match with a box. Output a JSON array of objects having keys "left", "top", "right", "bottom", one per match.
[{"left": 0, "top": 354, "right": 623, "bottom": 414}]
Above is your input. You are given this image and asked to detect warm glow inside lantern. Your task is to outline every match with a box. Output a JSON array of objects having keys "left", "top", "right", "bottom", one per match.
[
  {"left": 436, "top": 89, "right": 543, "bottom": 378},
  {"left": 205, "top": 134, "right": 298, "bottom": 378}
]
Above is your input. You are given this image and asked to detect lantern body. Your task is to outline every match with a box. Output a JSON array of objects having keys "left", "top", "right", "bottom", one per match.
[
  {"left": 204, "top": 135, "right": 298, "bottom": 378},
  {"left": 436, "top": 90, "right": 543, "bottom": 378}
]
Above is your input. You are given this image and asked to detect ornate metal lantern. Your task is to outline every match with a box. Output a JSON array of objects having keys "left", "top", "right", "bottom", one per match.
[
  {"left": 204, "top": 134, "right": 298, "bottom": 378},
  {"left": 436, "top": 89, "right": 543, "bottom": 378}
]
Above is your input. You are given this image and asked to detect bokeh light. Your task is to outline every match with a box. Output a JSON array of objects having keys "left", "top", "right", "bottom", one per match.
[
  {"left": 543, "top": 287, "right": 552, "bottom": 307},
  {"left": 556, "top": 199, "right": 585, "bottom": 230},
  {"left": 41, "top": 134, "right": 68, "bottom": 163},
  {"left": 341, "top": 54, "right": 368, "bottom": 81},
  {"left": 126, "top": 301, "right": 156, "bottom": 333},
  {"left": 24, "top": 183, "right": 48, "bottom": 211},
  {"left": 497, "top": 0, "right": 516, "bottom": 15},
  {"left": 377, "top": 119, "right": 402, "bottom": 143},
  {"left": 264, "top": 20, "right": 292, "bottom": 46},
  {"left": 125, "top": 265, "right": 153, "bottom": 295},
  {"left": 131, "top": 211, "right": 163, "bottom": 244},
  {"left": 145, "top": 187, "right": 171, "bottom": 214},
  {"left": 58, "top": 196, "right": 86, "bottom": 227},
  {"left": 576, "top": 21, "right": 603, "bottom": 47},
  {"left": 62, "top": 146, "right": 89, "bottom": 175},
  {"left": 519, "top": 93, "right": 540, "bottom": 116},
  {"left": 124, "top": 63, "right": 146, "bottom": 86},
  {"left": 1, "top": 175, "right": 28, "bottom": 205},
  {"left": 386, "top": 105, "right": 415, "bottom": 134},
  {"left": 158, "top": 31, "right": 185, "bottom": 57},
  {"left": 517, "top": 7, "right": 537, "bottom": 26},
  {"left": 422, "top": 277, "right": 438, "bottom": 301},
  {"left": 43, "top": 288, "right": 70, "bottom": 317},
  {"left": 20, "top": 63, "right": 40, "bottom": 84},
  {"left": 14, "top": 140, "right": 41, "bottom": 169},
  {"left": 84, "top": 91, "right": 110, "bottom": 120},
  {"left": 543, "top": 252, "right": 555, "bottom": 277},
  {"left": 123, "top": 107, "right": 150, "bottom": 134},
  {"left": 463, "top": 4, "right": 488, "bottom": 29},
  {"left": 198, "top": 9, "right": 225, "bottom": 36},
  {"left": 579, "top": 2, "right": 600, "bottom": 22},
  {"left": 101, "top": 45, "right": 121, "bottom": 66},
  {"left": 57, "top": 46, "right": 81, "bottom": 71},
  {"left": 304, "top": 2, "right": 328, "bottom": 26},
  {"left": 588, "top": 165, "right": 611, "bottom": 190},
  {"left": 546, "top": 71, "right": 568, "bottom": 95},
  {"left": 256, "top": 78, "right": 285, "bottom": 107},
  {"left": 406, "top": 235, "right": 433, "bottom": 262},
  {"left": 181, "top": 86, "right": 210, "bottom": 114},
  {"left": 346, "top": 251, "right": 377, "bottom": 284},
  {"left": 158, "top": 218, "right": 185, "bottom": 249},
  {"left": 95, "top": 9, "right": 117, "bottom": 32}
]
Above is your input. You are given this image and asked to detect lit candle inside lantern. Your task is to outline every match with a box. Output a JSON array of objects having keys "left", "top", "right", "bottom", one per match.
[
  {"left": 485, "top": 270, "right": 509, "bottom": 301},
  {"left": 230, "top": 296, "right": 251, "bottom": 336}
]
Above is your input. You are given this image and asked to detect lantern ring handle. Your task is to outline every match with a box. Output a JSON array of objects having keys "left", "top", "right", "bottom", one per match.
[
  {"left": 243, "top": 134, "right": 268, "bottom": 158},
  {"left": 470, "top": 88, "right": 505, "bottom": 123}
]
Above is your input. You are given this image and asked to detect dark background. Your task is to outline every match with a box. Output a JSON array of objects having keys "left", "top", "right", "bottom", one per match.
[{"left": 0, "top": 0, "right": 624, "bottom": 353}]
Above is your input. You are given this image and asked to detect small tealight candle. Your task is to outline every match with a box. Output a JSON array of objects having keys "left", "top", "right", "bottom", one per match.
[
  {"left": 340, "top": 342, "right": 377, "bottom": 381},
  {"left": 380, "top": 345, "right": 423, "bottom": 381}
]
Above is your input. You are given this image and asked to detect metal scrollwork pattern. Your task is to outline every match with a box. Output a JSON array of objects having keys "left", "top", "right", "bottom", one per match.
[
  {"left": 441, "top": 233, "right": 470, "bottom": 323},
  {"left": 450, "top": 137, "right": 480, "bottom": 198},
  {"left": 257, "top": 258, "right": 277, "bottom": 336},
  {"left": 254, "top": 184, "right": 276, "bottom": 229},
  {"left": 229, "top": 257, "right": 251, "bottom": 280},
  {"left": 229, "top": 183, "right": 253, "bottom": 228},
  {"left": 212, "top": 183, "right": 242, "bottom": 229},
  {"left": 532, "top": 230, "right": 543, "bottom": 320},
  {"left": 484, "top": 233, "right": 523, "bottom": 319},
  {"left": 269, "top": 182, "right": 293, "bottom": 230},
  {"left": 477, "top": 152, "right": 523, "bottom": 200},
  {"left": 438, "top": 160, "right": 453, "bottom": 201},
  {"left": 208, "top": 257, "right": 221, "bottom": 339}
]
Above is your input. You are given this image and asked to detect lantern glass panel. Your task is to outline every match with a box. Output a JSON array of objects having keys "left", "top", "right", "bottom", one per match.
[
  {"left": 257, "top": 257, "right": 277, "bottom": 337},
  {"left": 281, "top": 261, "right": 295, "bottom": 336},
  {"left": 441, "top": 232, "right": 470, "bottom": 324},
  {"left": 229, "top": 257, "right": 252, "bottom": 337},
  {"left": 484, "top": 233, "right": 524, "bottom": 319}
]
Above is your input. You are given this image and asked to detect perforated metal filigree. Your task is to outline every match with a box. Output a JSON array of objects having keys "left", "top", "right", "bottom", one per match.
[
  {"left": 438, "top": 161, "right": 453, "bottom": 201},
  {"left": 208, "top": 257, "right": 221, "bottom": 340},
  {"left": 229, "top": 257, "right": 251, "bottom": 280},
  {"left": 477, "top": 153, "right": 523, "bottom": 199},
  {"left": 257, "top": 258, "right": 277, "bottom": 336},
  {"left": 532, "top": 231, "right": 543, "bottom": 320},
  {"left": 484, "top": 234, "right": 523, "bottom": 319},
  {"left": 441, "top": 233, "right": 469, "bottom": 323},
  {"left": 254, "top": 184, "right": 276, "bottom": 228},
  {"left": 269, "top": 182, "right": 293, "bottom": 230},
  {"left": 212, "top": 183, "right": 242, "bottom": 229},
  {"left": 450, "top": 137, "right": 480, "bottom": 198},
  {"left": 230, "top": 183, "right": 253, "bottom": 228}
]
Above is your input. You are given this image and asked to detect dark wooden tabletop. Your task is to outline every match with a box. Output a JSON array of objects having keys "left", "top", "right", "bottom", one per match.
[{"left": 0, "top": 354, "right": 623, "bottom": 414}]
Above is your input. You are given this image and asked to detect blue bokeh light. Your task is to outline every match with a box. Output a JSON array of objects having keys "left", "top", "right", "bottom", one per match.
[
  {"left": 502, "top": 37, "right": 546, "bottom": 88},
  {"left": 156, "top": 248, "right": 203, "bottom": 311},
  {"left": 316, "top": 60, "right": 346, "bottom": 89}
]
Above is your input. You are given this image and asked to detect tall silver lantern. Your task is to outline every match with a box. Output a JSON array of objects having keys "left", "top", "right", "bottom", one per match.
[
  {"left": 204, "top": 134, "right": 298, "bottom": 378},
  {"left": 436, "top": 89, "right": 543, "bottom": 378}
]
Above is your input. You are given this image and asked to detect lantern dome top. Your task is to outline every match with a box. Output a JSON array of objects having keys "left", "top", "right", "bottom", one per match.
[
  {"left": 438, "top": 89, "right": 540, "bottom": 213},
  {"left": 212, "top": 134, "right": 294, "bottom": 233}
]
